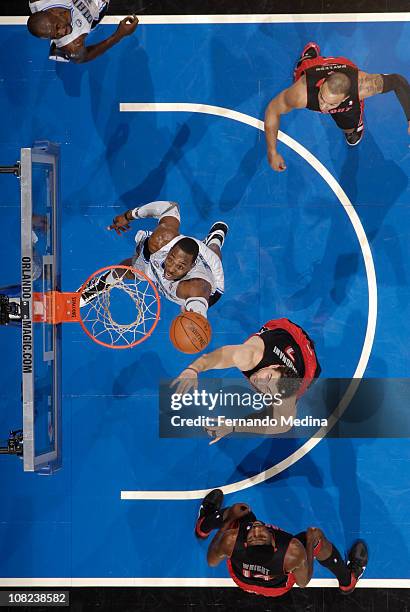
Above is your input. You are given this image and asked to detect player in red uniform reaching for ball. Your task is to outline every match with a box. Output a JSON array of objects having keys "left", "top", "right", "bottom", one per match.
[
  {"left": 173, "top": 317, "right": 321, "bottom": 440},
  {"left": 195, "top": 489, "right": 368, "bottom": 599},
  {"left": 265, "top": 42, "right": 410, "bottom": 171}
]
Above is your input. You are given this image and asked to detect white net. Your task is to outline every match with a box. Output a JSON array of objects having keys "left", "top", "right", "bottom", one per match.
[{"left": 79, "top": 266, "right": 160, "bottom": 348}]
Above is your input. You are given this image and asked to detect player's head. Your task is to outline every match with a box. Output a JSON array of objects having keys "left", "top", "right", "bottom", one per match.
[
  {"left": 27, "top": 11, "right": 73, "bottom": 40},
  {"left": 163, "top": 238, "right": 199, "bottom": 281},
  {"left": 246, "top": 521, "right": 274, "bottom": 548},
  {"left": 318, "top": 72, "right": 351, "bottom": 112},
  {"left": 249, "top": 365, "right": 300, "bottom": 398}
]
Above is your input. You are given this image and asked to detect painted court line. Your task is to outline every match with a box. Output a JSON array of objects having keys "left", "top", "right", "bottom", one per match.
[
  {"left": 0, "top": 578, "right": 407, "bottom": 587},
  {"left": 119, "top": 103, "right": 377, "bottom": 501},
  {"left": 1, "top": 13, "right": 410, "bottom": 25}
]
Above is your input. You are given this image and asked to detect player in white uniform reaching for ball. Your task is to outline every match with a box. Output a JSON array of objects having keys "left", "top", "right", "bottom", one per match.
[{"left": 80, "top": 200, "right": 228, "bottom": 321}]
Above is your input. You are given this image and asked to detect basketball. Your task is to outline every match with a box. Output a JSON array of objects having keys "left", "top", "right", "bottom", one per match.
[{"left": 169, "top": 311, "right": 212, "bottom": 354}]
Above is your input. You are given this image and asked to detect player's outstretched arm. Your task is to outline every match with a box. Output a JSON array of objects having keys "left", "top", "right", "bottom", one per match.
[
  {"left": 108, "top": 200, "right": 180, "bottom": 236},
  {"left": 63, "top": 15, "right": 139, "bottom": 63},
  {"left": 207, "top": 504, "right": 250, "bottom": 565},
  {"left": 359, "top": 71, "right": 410, "bottom": 132},
  {"left": 231, "top": 391, "right": 297, "bottom": 436},
  {"left": 207, "top": 530, "right": 237, "bottom": 567},
  {"left": 172, "top": 343, "right": 259, "bottom": 394},
  {"left": 285, "top": 530, "right": 316, "bottom": 587},
  {"left": 264, "top": 80, "right": 306, "bottom": 172}
]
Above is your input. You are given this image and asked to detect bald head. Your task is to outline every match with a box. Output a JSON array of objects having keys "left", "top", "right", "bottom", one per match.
[
  {"left": 27, "top": 12, "right": 53, "bottom": 39},
  {"left": 27, "top": 10, "right": 72, "bottom": 40},
  {"left": 326, "top": 72, "right": 351, "bottom": 96}
]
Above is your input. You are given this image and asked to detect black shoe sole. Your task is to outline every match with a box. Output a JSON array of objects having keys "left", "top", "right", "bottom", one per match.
[{"left": 199, "top": 488, "right": 224, "bottom": 517}]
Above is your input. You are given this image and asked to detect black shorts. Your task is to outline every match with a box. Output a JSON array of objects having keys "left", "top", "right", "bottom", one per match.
[{"left": 329, "top": 101, "right": 364, "bottom": 131}]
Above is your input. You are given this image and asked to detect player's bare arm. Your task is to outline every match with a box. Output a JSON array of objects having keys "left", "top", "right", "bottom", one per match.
[
  {"left": 176, "top": 278, "right": 212, "bottom": 302},
  {"left": 206, "top": 503, "right": 250, "bottom": 566},
  {"left": 172, "top": 339, "right": 263, "bottom": 394},
  {"left": 61, "top": 15, "right": 139, "bottom": 64},
  {"left": 284, "top": 535, "right": 314, "bottom": 587},
  {"left": 230, "top": 384, "right": 297, "bottom": 436},
  {"left": 357, "top": 71, "right": 384, "bottom": 99},
  {"left": 358, "top": 71, "right": 410, "bottom": 132},
  {"left": 207, "top": 529, "right": 238, "bottom": 567},
  {"left": 209, "top": 363, "right": 298, "bottom": 438},
  {"left": 193, "top": 337, "right": 264, "bottom": 372},
  {"left": 264, "top": 78, "right": 308, "bottom": 172}
]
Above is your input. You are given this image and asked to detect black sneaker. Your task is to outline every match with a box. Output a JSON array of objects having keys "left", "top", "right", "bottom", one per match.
[
  {"left": 345, "top": 127, "right": 364, "bottom": 147},
  {"left": 339, "top": 540, "right": 368, "bottom": 594},
  {"left": 195, "top": 489, "right": 224, "bottom": 539},
  {"left": 79, "top": 274, "right": 110, "bottom": 307},
  {"left": 204, "top": 222, "right": 229, "bottom": 250}
]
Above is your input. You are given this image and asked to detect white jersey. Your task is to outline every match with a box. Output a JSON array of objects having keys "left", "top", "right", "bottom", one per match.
[
  {"left": 29, "top": 0, "right": 108, "bottom": 60},
  {"left": 132, "top": 232, "right": 225, "bottom": 307}
]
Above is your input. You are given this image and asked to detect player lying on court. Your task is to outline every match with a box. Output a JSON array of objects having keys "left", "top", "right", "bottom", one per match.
[
  {"left": 173, "top": 318, "right": 320, "bottom": 440},
  {"left": 81, "top": 200, "right": 227, "bottom": 325},
  {"left": 195, "top": 489, "right": 368, "bottom": 598},
  {"left": 27, "top": 0, "right": 138, "bottom": 63},
  {"left": 265, "top": 41, "right": 410, "bottom": 170}
]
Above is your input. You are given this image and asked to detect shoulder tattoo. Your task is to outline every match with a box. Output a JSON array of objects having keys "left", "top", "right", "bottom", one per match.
[{"left": 359, "top": 74, "right": 384, "bottom": 97}]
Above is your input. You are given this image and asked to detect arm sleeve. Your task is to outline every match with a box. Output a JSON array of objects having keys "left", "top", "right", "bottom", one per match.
[
  {"left": 184, "top": 296, "right": 209, "bottom": 318},
  {"left": 382, "top": 74, "right": 410, "bottom": 121},
  {"left": 131, "top": 201, "right": 180, "bottom": 221}
]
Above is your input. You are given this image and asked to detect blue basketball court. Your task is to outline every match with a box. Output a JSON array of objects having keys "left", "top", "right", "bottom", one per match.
[{"left": 0, "top": 14, "right": 409, "bottom": 586}]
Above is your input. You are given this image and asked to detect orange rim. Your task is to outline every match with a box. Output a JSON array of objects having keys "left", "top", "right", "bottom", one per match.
[{"left": 78, "top": 265, "right": 161, "bottom": 349}]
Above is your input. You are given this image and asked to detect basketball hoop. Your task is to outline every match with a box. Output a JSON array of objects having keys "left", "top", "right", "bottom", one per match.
[{"left": 33, "top": 265, "right": 161, "bottom": 349}]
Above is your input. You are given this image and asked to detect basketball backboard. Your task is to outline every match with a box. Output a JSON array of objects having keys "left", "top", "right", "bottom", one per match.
[{"left": 20, "top": 141, "right": 62, "bottom": 474}]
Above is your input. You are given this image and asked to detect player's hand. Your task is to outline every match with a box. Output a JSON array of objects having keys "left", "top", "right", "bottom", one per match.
[
  {"left": 408, "top": 120, "right": 410, "bottom": 135},
  {"left": 268, "top": 151, "right": 287, "bottom": 172},
  {"left": 108, "top": 213, "right": 131, "bottom": 235},
  {"left": 116, "top": 15, "right": 139, "bottom": 39},
  {"left": 171, "top": 368, "right": 198, "bottom": 395},
  {"left": 205, "top": 419, "right": 234, "bottom": 445},
  {"left": 225, "top": 503, "right": 250, "bottom": 521}
]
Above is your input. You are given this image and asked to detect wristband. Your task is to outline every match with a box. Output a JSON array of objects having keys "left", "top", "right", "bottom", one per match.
[
  {"left": 185, "top": 366, "right": 199, "bottom": 374},
  {"left": 131, "top": 207, "right": 140, "bottom": 219}
]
